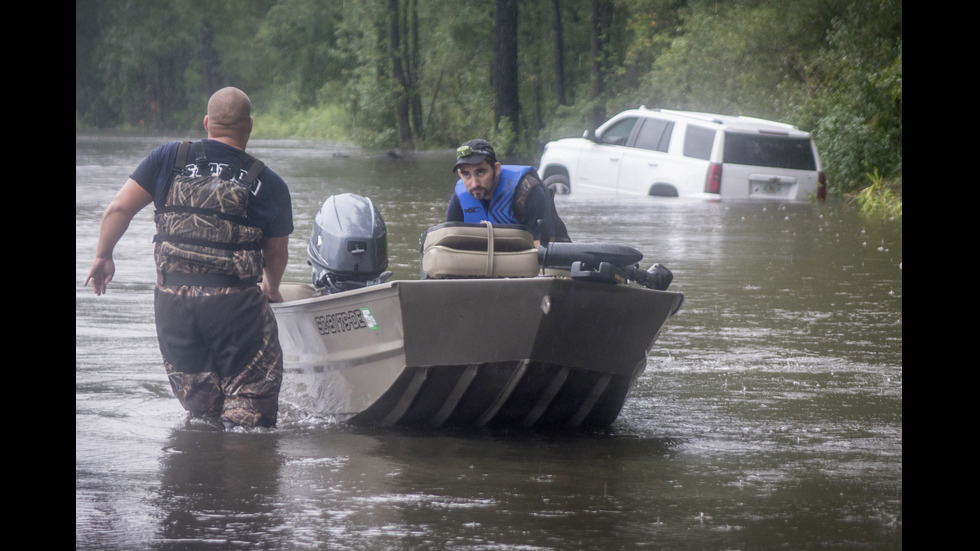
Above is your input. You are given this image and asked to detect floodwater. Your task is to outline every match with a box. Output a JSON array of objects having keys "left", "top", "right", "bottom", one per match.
[{"left": 76, "top": 134, "right": 902, "bottom": 550}]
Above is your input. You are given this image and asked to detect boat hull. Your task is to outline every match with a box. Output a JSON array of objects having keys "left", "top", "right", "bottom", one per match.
[{"left": 272, "top": 277, "right": 683, "bottom": 429}]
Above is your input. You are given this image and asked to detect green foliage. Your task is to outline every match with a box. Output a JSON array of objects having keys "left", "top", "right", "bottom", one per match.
[
  {"left": 255, "top": 0, "right": 348, "bottom": 108},
  {"left": 255, "top": 102, "right": 352, "bottom": 142},
  {"left": 77, "top": 0, "right": 901, "bottom": 210},
  {"left": 787, "top": 0, "right": 902, "bottom": 197},
  {"left": 626, "top": 0, "right": 901, "bottom": 201},
  {"left": 851, "top": 170, "right": 902, "bottom": 220},
  {"left": 535, "top": 101, "right": 597, "bottom": 146}
]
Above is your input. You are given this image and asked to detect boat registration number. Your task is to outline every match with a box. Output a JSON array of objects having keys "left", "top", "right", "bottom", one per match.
[{"left": 315, "top": 308, "right": 379, "bottom": 335}]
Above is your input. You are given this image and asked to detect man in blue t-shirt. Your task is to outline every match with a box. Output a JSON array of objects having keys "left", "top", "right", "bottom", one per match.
[
  {"left": 84, "top": 87, "right": 293, "bottom": 429},
  {"left": 446, "top": 139, "right": 570, "bottom": 245}
]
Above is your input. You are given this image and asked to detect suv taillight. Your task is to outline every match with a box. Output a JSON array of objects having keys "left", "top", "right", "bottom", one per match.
[
  {"left": 817, "top": 171, "right": 827, "bottom": 201},
  {"left": 705, "top": 163, "right": 722, "bottom": 194}
]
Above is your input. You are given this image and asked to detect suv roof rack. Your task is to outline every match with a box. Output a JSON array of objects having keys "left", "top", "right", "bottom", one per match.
[
  {"left": 731, "top": 115, "right": 798, "bottom": 130},
  {"left": 653, "top": 108, "right": 724, "bottom": 124},
  {"left": 651, "top": 108, "right": 798, "bottom": 130}
]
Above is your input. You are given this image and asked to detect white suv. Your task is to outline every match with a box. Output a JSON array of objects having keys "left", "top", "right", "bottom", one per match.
[{"left": 538, "top": 107, "right": 826, "bottom": 201}]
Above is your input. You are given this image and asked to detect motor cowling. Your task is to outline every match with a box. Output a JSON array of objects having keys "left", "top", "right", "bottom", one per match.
[{"left": 308, "top": 193, "right": 391, "bottom": 293}]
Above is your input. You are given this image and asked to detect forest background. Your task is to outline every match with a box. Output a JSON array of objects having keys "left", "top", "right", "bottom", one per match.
[{"left": 75, "top": 0, "right": 901, "bottom": 213}]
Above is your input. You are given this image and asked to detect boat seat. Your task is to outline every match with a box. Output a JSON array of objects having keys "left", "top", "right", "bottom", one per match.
[{"left": 420, "top": 221, "right": 539, "bottom": 279}]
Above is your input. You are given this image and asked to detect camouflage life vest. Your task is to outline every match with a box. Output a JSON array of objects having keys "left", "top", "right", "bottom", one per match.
[{"left": 153, "top": 141, "right": 266, "bottom": 287}]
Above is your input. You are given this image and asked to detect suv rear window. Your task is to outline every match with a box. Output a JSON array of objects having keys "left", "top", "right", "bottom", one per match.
[
  {"left": 723, "top": 133, "right": 816, "bottom": 170},
  {"left": 633, "top": 118, "right": 673, "bottom": 152},
  {"left": 683, "top": 125, "right": 715, "bottom": 160}
]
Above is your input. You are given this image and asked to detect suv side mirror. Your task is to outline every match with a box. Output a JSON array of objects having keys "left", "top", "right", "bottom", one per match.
[{"left": 583, "top": 129, "right": 598, "bottom": 142}]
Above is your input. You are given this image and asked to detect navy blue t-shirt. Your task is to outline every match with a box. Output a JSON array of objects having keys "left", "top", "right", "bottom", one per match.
[{"left": 131, "top": 139, "right": 293, "bottom": 238}]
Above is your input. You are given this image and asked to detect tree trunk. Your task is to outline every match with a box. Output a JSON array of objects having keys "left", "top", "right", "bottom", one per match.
[
  {"left": 198, "top": 22, "right": 222, "bottom": 96},
  {"left": 551, "top": 0, "right": 567, "bottom": 106},
  {"left": 388, "top": 0, "right": 414, "bottom": 149},
  {"left": 493, "top": 0, "right": 520, "bottom": 143},
  {"left": 589, "top": 0, "right": 610, "bottom": 132},
  {"left": 409, "top": 0, "right": 423, "bottom": 139}
]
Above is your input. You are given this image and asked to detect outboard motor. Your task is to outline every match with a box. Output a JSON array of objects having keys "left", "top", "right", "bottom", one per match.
[
  {"left": 308, "top": 193, "right": 392, "bottom": 293},
  {"left": 538, "top": 241, "right": 674, "bottom": 291}
]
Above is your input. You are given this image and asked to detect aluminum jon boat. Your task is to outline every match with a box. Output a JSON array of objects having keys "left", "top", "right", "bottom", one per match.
[{"left": 271, "top": 194, "right": 683, "bottom": 430}]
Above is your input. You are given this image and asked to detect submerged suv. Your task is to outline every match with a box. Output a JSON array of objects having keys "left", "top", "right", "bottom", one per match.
[{"left": 538, "top": 107, "right": 826, "bottom": 201}]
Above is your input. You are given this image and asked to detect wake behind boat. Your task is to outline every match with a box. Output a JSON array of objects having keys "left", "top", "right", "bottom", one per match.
[{"left": 272, "top": 194, "right": 683, "bottom": 429}]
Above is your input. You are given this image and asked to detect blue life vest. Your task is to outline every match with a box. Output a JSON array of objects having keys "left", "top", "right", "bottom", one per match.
[{"left": 454, "top": 165, "right": 535, "bottom": 225}]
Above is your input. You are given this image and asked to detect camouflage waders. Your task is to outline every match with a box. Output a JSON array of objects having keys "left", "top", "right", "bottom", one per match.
[{"left": 155, "top": 285, "right": 283, "bottom": 428}]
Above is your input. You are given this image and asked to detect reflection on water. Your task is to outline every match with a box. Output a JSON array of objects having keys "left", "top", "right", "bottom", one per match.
[
  {"left": 154, "top": 429, "right": 285, "bottom": 549},
  {"left": 77, "top": 134, "right": 901, "bottom": 550}
]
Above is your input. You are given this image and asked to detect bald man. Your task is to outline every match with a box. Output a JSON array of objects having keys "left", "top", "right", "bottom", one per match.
[
  {"left": 84, "top": 87, "right": 293, "bottom": 429},
  {"left": 205, "top": 86, "right": 253, "bottom": 138}
]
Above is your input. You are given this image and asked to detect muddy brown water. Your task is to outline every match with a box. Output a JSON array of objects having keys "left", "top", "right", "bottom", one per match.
[{"left": 76, "top": 134, "right": 901, "bottom": 550}]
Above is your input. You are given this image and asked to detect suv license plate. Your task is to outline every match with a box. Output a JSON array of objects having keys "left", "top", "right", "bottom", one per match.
[{"left": 753, "top": 182, "right": 780, "bottom": 195}]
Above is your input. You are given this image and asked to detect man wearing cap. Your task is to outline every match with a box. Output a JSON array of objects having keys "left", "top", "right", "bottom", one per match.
[{"left": 446, "top": 139, "right": 570, "bottom": 245}]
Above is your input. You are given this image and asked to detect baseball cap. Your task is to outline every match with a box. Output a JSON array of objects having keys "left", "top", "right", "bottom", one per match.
[{"left": 452, "top": 139, "right": 496, "bottom": 172}]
